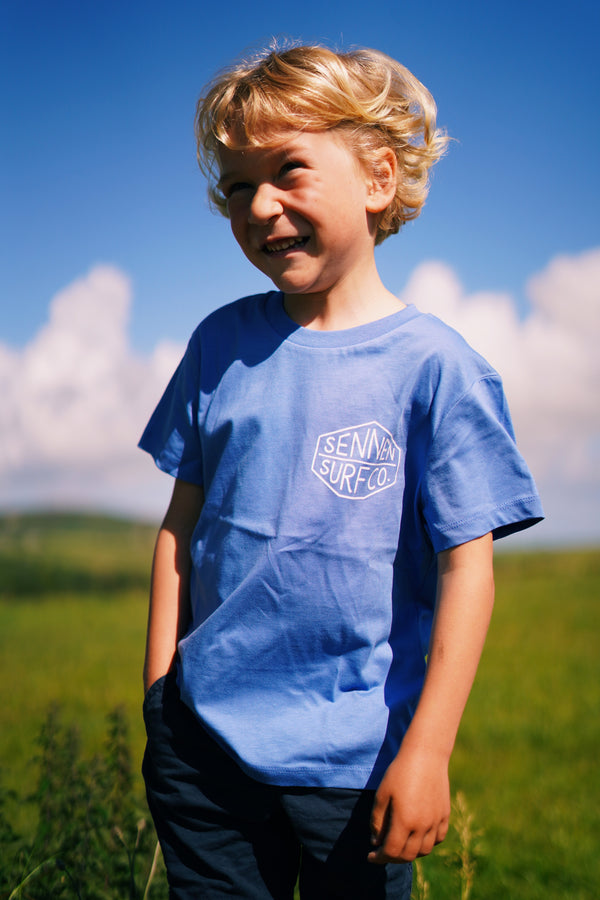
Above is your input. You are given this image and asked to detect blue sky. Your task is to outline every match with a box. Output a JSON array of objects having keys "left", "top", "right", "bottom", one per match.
[{"left": 1, "top": 0, "right": 599, "bottom": 543}]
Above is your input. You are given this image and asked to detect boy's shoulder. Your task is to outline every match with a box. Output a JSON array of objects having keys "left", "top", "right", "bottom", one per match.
[
  {"left": 185, "top": 291, "right": 288, "bottom": 374},
  {"left": 186, "top": 291, "right": 277, "bottom": 355},
  {"left": 194, "top": 291, "right": 274, "bottom": 333},
  {"left": 398, "top": 308, "right": 499, "bottom": 382}
]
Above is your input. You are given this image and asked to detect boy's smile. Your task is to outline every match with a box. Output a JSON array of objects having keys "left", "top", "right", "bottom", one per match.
[
  {"left": 263, "top": 235, "right": 309, "bottom": 255},
  {"left": 217, "top": 131, "right": 400, "bottom": 327}
]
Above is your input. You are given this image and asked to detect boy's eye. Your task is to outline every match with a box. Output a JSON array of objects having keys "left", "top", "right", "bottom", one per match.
[
  {"left": 224, "top": 182, "right": 252, "bottom": 199},
  {"left": 279, "top": 161, "right": 303, "bottom": 177}
]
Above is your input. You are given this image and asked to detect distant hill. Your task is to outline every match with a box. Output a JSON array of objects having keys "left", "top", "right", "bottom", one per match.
[{"left": 0, "top": 511, "right": 157, "bottom": 599}]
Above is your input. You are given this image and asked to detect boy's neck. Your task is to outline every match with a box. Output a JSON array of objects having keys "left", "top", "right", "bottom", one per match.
[{"left": 283, "top": 273, "right": 405, "bottom": 332}]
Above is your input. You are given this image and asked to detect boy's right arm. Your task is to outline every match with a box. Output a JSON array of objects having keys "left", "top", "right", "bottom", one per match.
[{"left": 143, "top": 478, "right": 204, "bottom": 694}]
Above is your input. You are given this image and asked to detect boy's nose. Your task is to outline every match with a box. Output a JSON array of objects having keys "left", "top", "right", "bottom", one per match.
[{"left": 248, "top": 183, "right": 283, "bottom": 224}]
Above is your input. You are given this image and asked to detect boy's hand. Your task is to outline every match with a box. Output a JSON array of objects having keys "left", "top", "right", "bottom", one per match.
[{"left": 368, "top": 736, "right": 450, "bottom": 864}]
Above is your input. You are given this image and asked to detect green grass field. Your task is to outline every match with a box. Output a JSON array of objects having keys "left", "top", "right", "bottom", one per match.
[{"left": 0, "top": 513, "right": 598, "bottom": 898}]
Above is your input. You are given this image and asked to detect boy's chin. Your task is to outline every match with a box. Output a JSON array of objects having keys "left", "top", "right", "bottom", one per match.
[
  {"left": 264, "top": 269, "right": 328, "bottom": 297},
  {"left": 266, "top": 277, "right": 314, "bottom": 296}
]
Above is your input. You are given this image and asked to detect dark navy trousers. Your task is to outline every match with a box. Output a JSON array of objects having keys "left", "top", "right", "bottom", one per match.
[{"left": 142, "top": 671, "right": 412, "bottom": 899}]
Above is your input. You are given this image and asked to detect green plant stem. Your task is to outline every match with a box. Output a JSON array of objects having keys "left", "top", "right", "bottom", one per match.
[
  {"left": 143, "top": 840, "right": 162, "bottom": 900},
  {"left": 9, "top": 857, "right": 57, "bottom": 899}
]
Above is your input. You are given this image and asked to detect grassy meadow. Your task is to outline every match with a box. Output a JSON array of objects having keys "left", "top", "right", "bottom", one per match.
[{"left": 0, "top": 512, "right": 598, "bottom": 898}]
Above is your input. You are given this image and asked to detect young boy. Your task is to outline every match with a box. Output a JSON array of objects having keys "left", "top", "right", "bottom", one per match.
[{"left": 139, "top": 44, "right": 543, "bottom": 899}]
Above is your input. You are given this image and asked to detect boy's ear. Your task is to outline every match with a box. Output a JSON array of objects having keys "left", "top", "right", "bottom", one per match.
[{"left": 365, "top": 147, "right": 397, "bottom": 214}]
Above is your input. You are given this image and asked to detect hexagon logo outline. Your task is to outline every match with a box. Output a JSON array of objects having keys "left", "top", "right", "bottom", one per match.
[{"left": 311, "top": 420, "right": 401, "bottom": 500}]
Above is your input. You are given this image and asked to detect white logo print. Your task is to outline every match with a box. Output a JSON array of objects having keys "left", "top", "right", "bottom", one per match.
[{"left": 312, "top": 421, "right": 401, "bottom": 499}]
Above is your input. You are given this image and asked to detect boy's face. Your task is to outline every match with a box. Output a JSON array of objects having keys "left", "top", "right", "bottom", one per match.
[{"left": 217, "top": 130, "right": 383, "bottom": 303}]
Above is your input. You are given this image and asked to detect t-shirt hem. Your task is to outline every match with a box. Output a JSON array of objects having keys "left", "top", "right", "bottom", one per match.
[
  {"left": 235, "top": 759, "right": 380, "bottom": 789},
  {"left": 430, "top": 494, "right": 545, "bottom": 553},
  {"left": 138, "top": 438, "right": 204, "bottom": 486}
]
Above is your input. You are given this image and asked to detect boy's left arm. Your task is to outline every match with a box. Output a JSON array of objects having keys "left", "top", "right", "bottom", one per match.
[{"left": 369, "top": 531, "right": 495, "bottom": 865}]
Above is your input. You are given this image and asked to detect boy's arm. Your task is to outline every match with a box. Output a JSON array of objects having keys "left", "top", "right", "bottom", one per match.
[
  {"left": 143, "top": 478, "right": 204, "bottom": 694},
  {"left": 369, "top": 531, "right": 495, "bottom": 864}
]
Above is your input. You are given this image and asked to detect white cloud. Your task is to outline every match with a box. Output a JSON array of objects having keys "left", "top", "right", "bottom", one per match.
[
  {"left": 1, "top": 253, "right": 598, "bottom": 542},
  {"left": 0, "top": 265, "right": 183, "bottom": 517},
  {"left": 400, "top": 247, "right": 600, "bottom": 543}
]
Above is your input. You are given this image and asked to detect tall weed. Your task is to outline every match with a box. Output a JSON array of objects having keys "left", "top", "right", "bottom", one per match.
[
  {"left": 0, "top": 707, "right": 167, "bottom": 899},
  {"left": 412, "top": 792, "right": 483, "bottom": 900}
]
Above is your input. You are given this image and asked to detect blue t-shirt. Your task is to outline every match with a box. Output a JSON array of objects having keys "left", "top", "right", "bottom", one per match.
[{"left": 139, "top": 292, "right": 543, "bottom": 788}]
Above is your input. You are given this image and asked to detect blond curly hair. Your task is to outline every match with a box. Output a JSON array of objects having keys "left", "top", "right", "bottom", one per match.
[{"left": 195, "top": 44, "right": 449, "bottom": 244}]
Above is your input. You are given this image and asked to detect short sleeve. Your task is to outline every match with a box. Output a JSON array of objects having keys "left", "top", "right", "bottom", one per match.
[
  {"left": 138, "top": 334, "right": 204, "bottom": 485},
  {"left": 421, "top": 373, "right": 543, "bottom": 552}
]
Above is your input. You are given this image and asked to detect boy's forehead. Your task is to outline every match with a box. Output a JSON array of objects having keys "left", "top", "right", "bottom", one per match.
[
  {"left": 216, "top": 130, "right": 306, "bottom": 174},
  {"left": 216, "top": 127, "right": 354, "bottom": 177},
  {"left": 218, "top": 129, "right": 299, "bottom": 155}
]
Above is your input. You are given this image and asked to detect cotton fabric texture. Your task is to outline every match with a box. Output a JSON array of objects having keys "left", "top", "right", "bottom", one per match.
[{"left": 139, "top": 292, "right": 543, "bottom": 788}]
